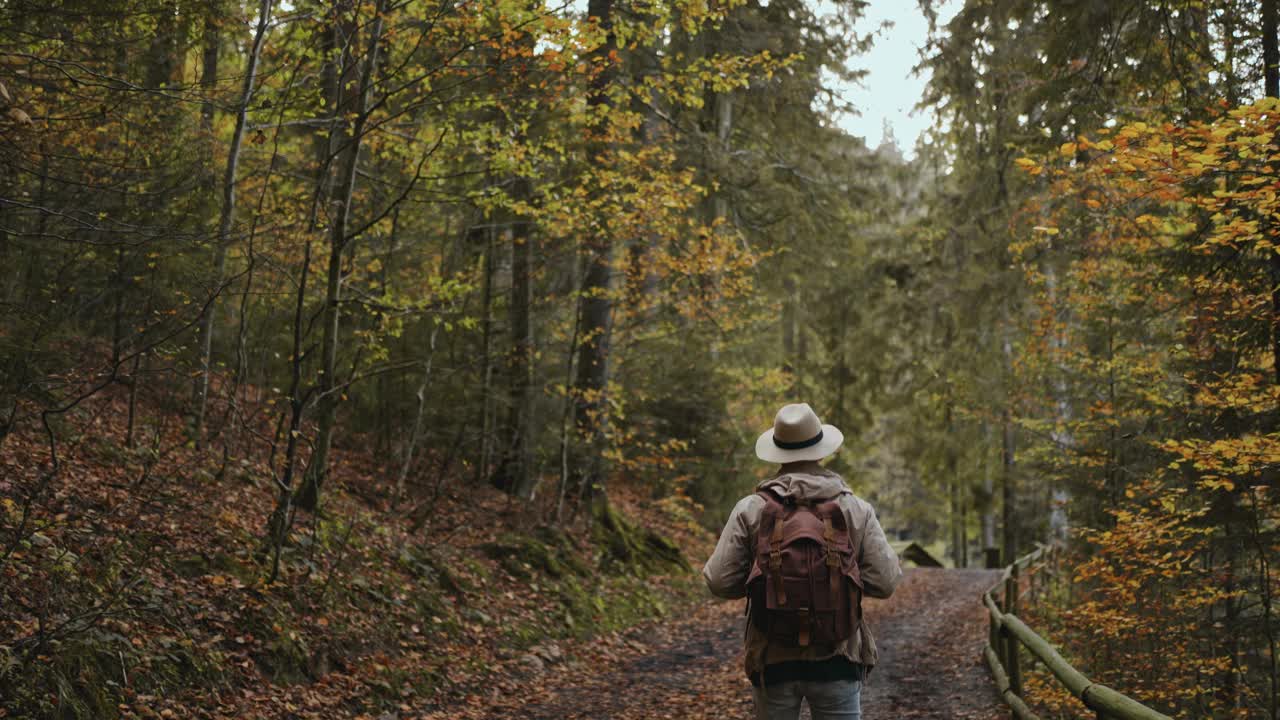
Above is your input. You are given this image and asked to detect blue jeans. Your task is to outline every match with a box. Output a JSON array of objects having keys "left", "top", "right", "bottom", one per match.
[{"left": 753, "top": 678, "right": 863, "bottom": 720}]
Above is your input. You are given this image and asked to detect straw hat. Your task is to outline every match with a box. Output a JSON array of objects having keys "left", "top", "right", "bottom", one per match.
[{"left": 755, "top": 402, "right": 844, "bottom": 463}]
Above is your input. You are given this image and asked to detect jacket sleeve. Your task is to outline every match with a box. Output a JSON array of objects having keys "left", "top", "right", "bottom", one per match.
[
  {"left": 853, "top": 501, "right": 903, "bottom": 599},
  {"left": 702, "top": 494, "right": 759, "bottom": 600}
]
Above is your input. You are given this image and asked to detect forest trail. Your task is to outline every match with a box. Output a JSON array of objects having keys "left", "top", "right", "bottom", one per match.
[{"left": 470, "top": 568, "right": 1009, "bottom": 720}]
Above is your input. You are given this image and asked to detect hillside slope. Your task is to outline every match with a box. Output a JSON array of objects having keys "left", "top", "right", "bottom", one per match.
[{"left": 0, "top": 381, "right": 705, "bottom": 719}]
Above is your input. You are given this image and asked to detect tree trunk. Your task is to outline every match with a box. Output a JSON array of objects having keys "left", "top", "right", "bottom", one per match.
[
  {"left": 940, "top": 307, "right": 963, "bottom": 567},
  {"left": 1252, "top": 497, "right": 1279, "bottom": 720},
  {"left": 193, "top": 0, "right": 272, "bottom": 446},
  {"left": 377, "top": 208, "right": 400, "bottom": 458},
  {"left": 200, "top": 0, "right": 220, "bottom": 133},
  {"left": 494, "top": 182, "right": 535, "bottom": 498},
  {"left": 712, "top": 89, "right": 733, "bottom": 224},
  {"left": 199, "top": 0, "right": 221, "bottom": 206},
  {"left": 981, "top": 423, "right": 999, "bottom": 567},
  {"left": 704, "top": 61, "right": 733, "bottom": 362},
  {"left": 1261, "top": 6, "right": 1279, "bottom": 716},
  {"left": 476, "top": 224, "right": 495, "bottom": 485},
  {"left": 489, "top": 9, "right": 574, "bottom": 500},
  {"left": 946, "top": 398, "right": 964, "bottom": 568},
  {"left": 264, "top": 233, "right": 311, "bottom": 581},
  {"left": 556, "top": 253, "right": 584, "bottom": 525},
  {"left": 782, "top": 275, "right": 796, "bottom": 364},
  {"left": 144, "top": 1, "right": 178, "bottom": 90},
  {"left": 623, "top": 44, "right": 664, "bottom": 324},
  {"left": 571, "top": 0, "right": 617, "bottom": 515},
  {"left": 262, "top": 2, "right": 341, "bottom": 562},
  {"left": 1001, "top": 330, "right": 1017, "bottom": 566},
  {"left": 1221, "top": 7, "right": 1240, "bottom": 107},
  {"left": 1044, "top": 262, "right": 1073, "bottom": 540},
  {"left": 396, "top": 321, "right": 441, "bottom": 501},
  {"left": 295, "top": 1, "right": 386, "bottom": 512},
  {"left": 573, "top": 232, "right": 615, "bottom": 508},
  {"left": 835, "top": 304, "right": 849, "bottom": 430},
  {"left": 1264, "top": 0, "right": 1280, "bottom": 388}
]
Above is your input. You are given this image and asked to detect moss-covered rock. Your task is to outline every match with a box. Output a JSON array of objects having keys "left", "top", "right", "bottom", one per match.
[
  {"left": 481, "top": 526, "right": 590, "bottom": 580},
  {"left": 398, "top": 544, "right": 472, "bottom": 597},
  {"left": 593, "top": 501, "right": 688, "bottom": 574},
  {"left": 1, "top": 625, "right": 224, "bottom": 720},
  {"left": 256, "top": 626, "right": 312, "bottom": 685},
  {"left": 172, "top": 550, "right": 254, "bottom": 584}
]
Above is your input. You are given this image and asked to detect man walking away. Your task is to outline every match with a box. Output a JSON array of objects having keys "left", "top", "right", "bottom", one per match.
[{"left": 703, "top": 403, "right": 902, "bottom": 720}]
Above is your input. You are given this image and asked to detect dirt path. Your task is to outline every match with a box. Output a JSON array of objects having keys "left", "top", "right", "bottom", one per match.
[
  {"left": 443, "top": 568, "right": 1009, "bottom": 719},
  {"left": 859, "top": 568, "right": 1009, "bottom": 720}
]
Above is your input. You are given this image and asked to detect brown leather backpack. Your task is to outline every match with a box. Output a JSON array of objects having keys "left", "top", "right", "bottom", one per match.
[{"left": 746, "top": 489, "right": 863, "bottom": 648}]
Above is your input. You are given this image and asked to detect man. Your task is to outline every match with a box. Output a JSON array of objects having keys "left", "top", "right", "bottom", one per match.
[{"left": 703, "top": 403, "right": 902, "bottom": 720}]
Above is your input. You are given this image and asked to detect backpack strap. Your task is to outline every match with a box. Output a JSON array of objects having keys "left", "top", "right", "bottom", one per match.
[
  {"left": 823, "top": 514, "right": 840, "bottom": 596},
  {"left": 757, "top": 490, "right": 788, "bottom": 607},
  {"left": 821, "top": 499, "right": 852, "bottom": 600},
  {"left": 769, "top": 511, "right": 786, "bottom": 606}
]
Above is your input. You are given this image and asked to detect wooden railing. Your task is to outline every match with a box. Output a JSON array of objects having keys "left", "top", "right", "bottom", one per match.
[{"left": 983, "top": 544, "right": 1172, "bottom": 720}]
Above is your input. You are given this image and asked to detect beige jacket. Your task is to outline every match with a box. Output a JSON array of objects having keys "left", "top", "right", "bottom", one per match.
[{"left": 702, "top": 461, "right": 903, "bottom": 676}]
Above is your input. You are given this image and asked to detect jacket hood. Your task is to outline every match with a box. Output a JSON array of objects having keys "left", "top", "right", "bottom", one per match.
[{"left": 756, "top": 462, "right": 850, "bottom": 503}]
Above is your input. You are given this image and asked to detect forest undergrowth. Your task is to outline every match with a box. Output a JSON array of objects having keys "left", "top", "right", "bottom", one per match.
[{"left": 0, "top": 354, "right": 703, "bottom": 720}]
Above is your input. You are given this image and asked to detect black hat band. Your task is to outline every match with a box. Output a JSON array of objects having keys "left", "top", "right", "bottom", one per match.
[{"left": 773, "top": 430, "right": 823, "bottom": 450}]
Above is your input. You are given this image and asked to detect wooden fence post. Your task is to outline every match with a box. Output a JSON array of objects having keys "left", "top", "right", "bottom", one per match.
[
  {"left": 988, "top": 593, "right": 1001, "bottom": 665},
  {"left": 1006, "top": 563, "right": 1023, "bottom": 695}
]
